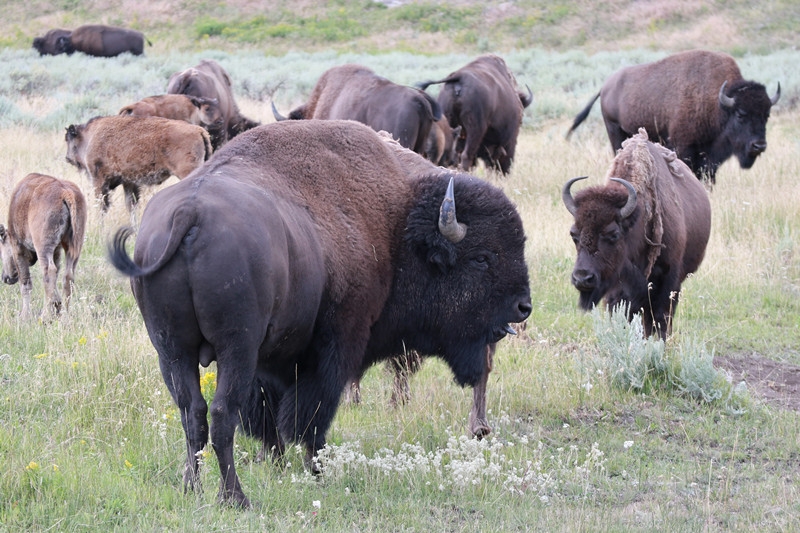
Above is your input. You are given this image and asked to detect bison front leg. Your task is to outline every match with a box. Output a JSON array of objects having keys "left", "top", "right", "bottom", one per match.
[
  {"left": 468, "top": 343, "right": 496, "bottom": 439},
  {"left": 14, "top": 259, "right": 34, "bottom": 319}
]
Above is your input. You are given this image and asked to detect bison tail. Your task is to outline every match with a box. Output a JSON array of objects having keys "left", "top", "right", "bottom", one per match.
[
  {"left": 565, "top": 92, "right": 600, "bottom": 140},
  {"left": 201, "top": 130, "right": 213, "bottom": 161},
  {"left": 420, "top": 91, "right": 443, "bottom": 121},
  {"left": 66, "top": 189, "right": 88, "bottom": 257},
  {"left": 108, "top": 227, "right": 143, "bottom": 277}
]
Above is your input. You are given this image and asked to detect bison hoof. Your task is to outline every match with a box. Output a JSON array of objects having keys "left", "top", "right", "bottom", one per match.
[
  {"left": 218, "top": 489, "right": 251, "bottom": 509},
  {"left": 470, "top": 420, "right": 492, "bottom": 440}
]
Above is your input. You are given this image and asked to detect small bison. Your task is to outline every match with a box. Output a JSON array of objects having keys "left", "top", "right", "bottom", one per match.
[
  {"left": 567, "top": 49, "right": 780, "bottom": 183},
  {"left": 0, "top": 173, "right": 87, "bottom": 319},
  {"left": 425, "top": 117, "right": 462, "bottom": 167},
  {"left": 563, "top": 129, "right": 711, "bottom": 339},
  {"left": 65, "top": 115, "right": 212, "bottom": 214},
  {"left": 119, "top": 94, "right": 223, "bottom": 131},
  {"left": 66, "top": 24, "right": 149, "bottom": 57}
]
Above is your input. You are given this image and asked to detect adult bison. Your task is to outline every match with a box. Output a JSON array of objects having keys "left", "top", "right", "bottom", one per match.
[
  {"left": 119, "top": 94, "right": 223, "bottom": 132},
  {"left": 562, "top": 129, "right": 711, "bottom": 339},
  {"left": 167, "top": 59, "right": 260, "bottom": 150},
  {"left": 271, "top": 64, "right": 442, "bottom": 156},
  {"left": 65, "top": 115, "right": 212, "bottom": 214},
  {"left": 566, "top": 50, "right": 780, "bottom": 183},
  {"left": 32, "top": 29, "right": 72, "bottom": 56},
  {"left": 108, "top": 120, "right": 532, "bottom": 508},
  {"left": 418, "top": 54, "right": 533, "bottom": 174},
  {"left": 63, "top": 25, "right": 149, "bottom": 57},
  {"left": 1, "top": 173, "right": 87, "bottom": 319}
]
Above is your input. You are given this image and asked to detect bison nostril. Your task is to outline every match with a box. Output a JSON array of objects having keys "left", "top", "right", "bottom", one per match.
[
  {"left": 517, "top": 301, "right": 532, "bottom": 319},
  {"left": 572, "top": 271, "right": 596, "bottom": 289},
  {"left": 751, "top": 141, "right": 767, "bottom": 153}
]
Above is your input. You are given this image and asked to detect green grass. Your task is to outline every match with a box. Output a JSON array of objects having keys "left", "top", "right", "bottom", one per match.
[{"left": 0, "top": 1, "right": 798, "bottom": 530}]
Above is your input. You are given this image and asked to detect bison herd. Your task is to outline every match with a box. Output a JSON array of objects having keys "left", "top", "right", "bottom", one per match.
[{"left": 0, "top": 40, "right": 782, "bottom": 507}]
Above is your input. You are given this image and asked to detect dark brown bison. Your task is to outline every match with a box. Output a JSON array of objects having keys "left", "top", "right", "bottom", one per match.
[
  {"left": 119, "top": 94, "right": 223, "bottom": 132},
  {"left": 562, "top": 129, "right": 711, "bottom": 339},
  {"left": 418, "top": 54, "right": 533, "bottom": 174},
  {"left": 1, "top": 173, "right": 87, "bottom": 319},
  {"left": 167, "top": 59, "right": 260, "bottom": 150},
  {"left": 63, "top": 25, "right": 149, "bottom": 57},
  {"left": 108, "top": 120, "right": 532, "bottom": 508},
  {"left": 566, "top": 50, "right": 780, "bottom": 183},
  {"left": 271, "top": 64, "right": 443, "bottom": 155},
  {"left": 425, "top": 117, "right": 462, "bottom": 167},
  {"left": 65, "top": 115, "right": 212, "bottom": 214},
  {"left": 32, "top": 29, "right": 72, "bottom": 56}
]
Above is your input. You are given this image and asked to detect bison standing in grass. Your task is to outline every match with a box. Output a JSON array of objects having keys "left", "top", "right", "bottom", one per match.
[
  {"left": 0, "top": 173, "right": 87, "bottom": 319},
  {"left": 65, "top": 115, "right": 212, "bottom": 215},
  {"left": 567, "top": 49, "right": 780, "bottom": 183},
  {"left": 108, "top": 120, "right": 532, "bottom": 508},
  {"left": 118, "top": 94, "right": 223, "bottom": 132},
  {"left": 562, "top": 129, "right": 711, "bottom": 339}
]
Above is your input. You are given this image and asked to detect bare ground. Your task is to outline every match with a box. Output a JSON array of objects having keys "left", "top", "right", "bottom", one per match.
[{"left": 715, "top": 354, "right": 800, "bottom": 412}]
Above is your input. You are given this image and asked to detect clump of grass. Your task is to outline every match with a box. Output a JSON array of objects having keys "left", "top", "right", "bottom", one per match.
[{"left": 590, "top": 304, "right": 749, "bottom": 412}]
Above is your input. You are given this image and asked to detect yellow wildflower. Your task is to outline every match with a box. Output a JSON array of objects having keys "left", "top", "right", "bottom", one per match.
[
  {"left": 78, "top": 336, "right": 87, "bottom": 346},
  {"left": 25, "top": 461, "right": 39, "bottom": 471},
  {"left": 124, "top": 460, "right": 133, "bottom": 469},
  {"left": 33, "top": 353, "right": 48, "bottom": 359}
]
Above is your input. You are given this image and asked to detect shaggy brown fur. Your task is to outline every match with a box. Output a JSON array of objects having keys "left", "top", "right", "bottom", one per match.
[
  {"left": 67, "top": 25, "right": 148, "bottom": 57},
  {"left": 65, "top": 115, "right": 212, "bottom": 214},
  {"left": 119, "top": 94, "right": 223, "bottom": 131},
  {"left": 167, "top": 59, "right": 260, "bottom": 149},
  {"left": 0, "top": 173, "right": 87, "bottom": 318}
]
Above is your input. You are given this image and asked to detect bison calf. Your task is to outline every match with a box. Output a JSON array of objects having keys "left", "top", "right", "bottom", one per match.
[
  {"left": 0, "top": 173, "right": 87, "bottom": 319},
  {"left": 563, "top": 129, "right": 711, "bottom": 339},
  {"left": 119, "top": 94, "right": 223, "bottom": 132},
  {"left": 65, "top": 115, "right": 213, "bottom": 214}
]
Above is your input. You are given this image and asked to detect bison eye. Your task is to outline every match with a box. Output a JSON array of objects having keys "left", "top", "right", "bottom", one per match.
[
  {"left": 470, "top": 253, "right": 491, "bottom": 269},
  {"left": 601, "top": 230, "right": 620, "bottom": 244},
  {"left": 570, "top": 229, "right": 579, "bottom": 244}
]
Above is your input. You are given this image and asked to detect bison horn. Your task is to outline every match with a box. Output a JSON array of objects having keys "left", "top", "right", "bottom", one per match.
[
  {"left": 271, "top": 101, "right": 288, "bottom": 122},
  {"left": 439, "top": 177, "right": 467, "bottom": 243},
  {"left": 718, "top": 81, "right": 735, "bottom": 109},
  {"left": 521, "top": 84, "right": 534, "bottom": 108},
  {"left": 609, "top": 178, "right": 637, "bottom": 218},
  {"left": 561, "top": 176, "right": 588, "bottom": 217},
  {"left": 771, "top": 82, "right": 781, "bottom": 106}
]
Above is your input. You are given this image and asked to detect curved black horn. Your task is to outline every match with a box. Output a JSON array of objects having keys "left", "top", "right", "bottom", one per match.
[
  {"left": 521, "top": 84, "right": 534, "bottom": 108},
  {"left": 271, "top": 100, "right": 288, "bottom": 122},
  {"left": 609, "top": 178, "right": 637, "bottom": 218},
  {"left": 718, "top": 81, "right": 735, "bottom": 109},
  {"left": 562, "top": 176, "right": 588, "bottom": 217},
  {"left": 438, "top": 177, "right": 467, "bottom": 243},
  {"left": 771, "top": 82, "right": 781, "bottom": 106}
]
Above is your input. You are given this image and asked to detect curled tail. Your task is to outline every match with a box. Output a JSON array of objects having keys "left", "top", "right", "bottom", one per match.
[
  {"left": 415, "top": 75, "right": 459, "bottom": 91},
  {"left": 108, "top": 207, "right": 197, "bottom": 278},
  {"left": 566, "top": 92, "right": 600, "bottom": 140}
]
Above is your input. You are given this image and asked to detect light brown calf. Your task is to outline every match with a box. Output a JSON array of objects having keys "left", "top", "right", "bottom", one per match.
[
  {"left": 0, "top": 173, "right": 87, "bottom": 319},
  {"left": 119, "top": 94, "right": 223, "bottom": 131},
  {"left": 65, "top": 115, "right": 213, "bottom": 213}
]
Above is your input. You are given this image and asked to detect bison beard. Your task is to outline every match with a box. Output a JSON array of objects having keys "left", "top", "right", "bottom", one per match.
[{"left": 108, "top": 120, "right": 531, "bottom": 508}]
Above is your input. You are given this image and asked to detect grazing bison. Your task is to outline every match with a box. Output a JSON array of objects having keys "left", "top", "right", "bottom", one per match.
[
  {"left": 566, "top": 50, "right": 780, "bottom": 183},
  {"left": 562, "top": 129, "right": 711, "bottom": 339},
  {"left": 425, "top": 117, "right": 462, "bottom": 167},
  {"left": 1, "top": 173, "right": 87, "bottom": 319},
  {"left": 271, "top": 64, "right": 443, "bottom": 155},
  {"left": 418, "top": 54, "right": 533, "bottom": 174},
  {"left": 64, "top": 24, "right": 149, "bottom": 57},
  {"left": 119, "top": 94, "right": 224, "bottom": 131},
  {"left": 108, "top": 120, "right": 532, "bottom": 508},
  {"left": 65, "top": 115, "right": 212, "bottom": 214},
  {"left": 32, "top": 29, "right": 72, "bottom": 56},
  {"left": 167, "top": 59, "right": 260, "bottom": 150}
]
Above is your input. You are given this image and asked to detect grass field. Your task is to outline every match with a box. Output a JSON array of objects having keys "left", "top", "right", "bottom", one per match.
[{"left": 1, "top": 1, "right": 799, "bottom": 531}]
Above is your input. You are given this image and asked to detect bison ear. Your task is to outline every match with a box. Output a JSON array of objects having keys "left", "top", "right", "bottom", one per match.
[
  {"left": 0, "top": 224, "right": 6, "bottom": 243},
  {"left": 66, "top": 124, "right": 78, "bottom": 139}
]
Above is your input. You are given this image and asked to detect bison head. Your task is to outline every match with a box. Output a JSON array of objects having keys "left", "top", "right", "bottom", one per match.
[
  {"left": 717, "top": 80, "right": 780, "bottom": 170},
  {"left": 563, "top": 176, "right": 640, "bottom": 311},
  {"left": 0, "top": 225, "right": 20, "bottom": 285},
  {"left": 64, "top": 123, "right": 86, "bottom": 170},
  {"left": 400, "top": 175, "right": 531, "bottom": 386},
  {"left": 189, "top": 96, "right": 224, "bottom": 128}
]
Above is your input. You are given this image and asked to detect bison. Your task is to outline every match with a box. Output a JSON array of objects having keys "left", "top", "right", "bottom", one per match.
[
  {"left": 562, "top": 129, "right": 711, "bottom": 339},
  {"left": 425, "top": 117, "right": 462, "bottom": 167},
  {"left": 167, "top": 59, "right": 260, "bottom": 150},
  {"left": 108, "top": 119, "right": 532, "bottom": 508},
  {"left": 119, "top": 94, "right": 224, "bottom": 132},
  {"left": 63, "top": 24, "right": 149, "bottom": 57},
  {"left": 1, "top": 173, "right": 87, "bottom": 319},
  {"left": 418, "top": 54, "right": 533, "bottom": 174},
  {"left": 65, "top": 115, "right": 212, "bottom": 214},
  {"left": 566, "top": 49, "right": 780, "bottom": 183},
  {"left": 32, "top": 29, "right": 72, "bottom": 56},
  {"left": 271, "top": 64, "right": 443, "bottom": 156}
]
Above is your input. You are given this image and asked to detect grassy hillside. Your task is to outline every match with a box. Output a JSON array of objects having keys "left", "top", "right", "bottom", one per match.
[{"left": 3, "top": 0, "right": 800, "bottom": 56}]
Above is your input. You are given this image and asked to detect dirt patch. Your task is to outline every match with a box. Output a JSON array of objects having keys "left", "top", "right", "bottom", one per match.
[{"left": 715, "top": 354, "right": 800, "bottom": 412}]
